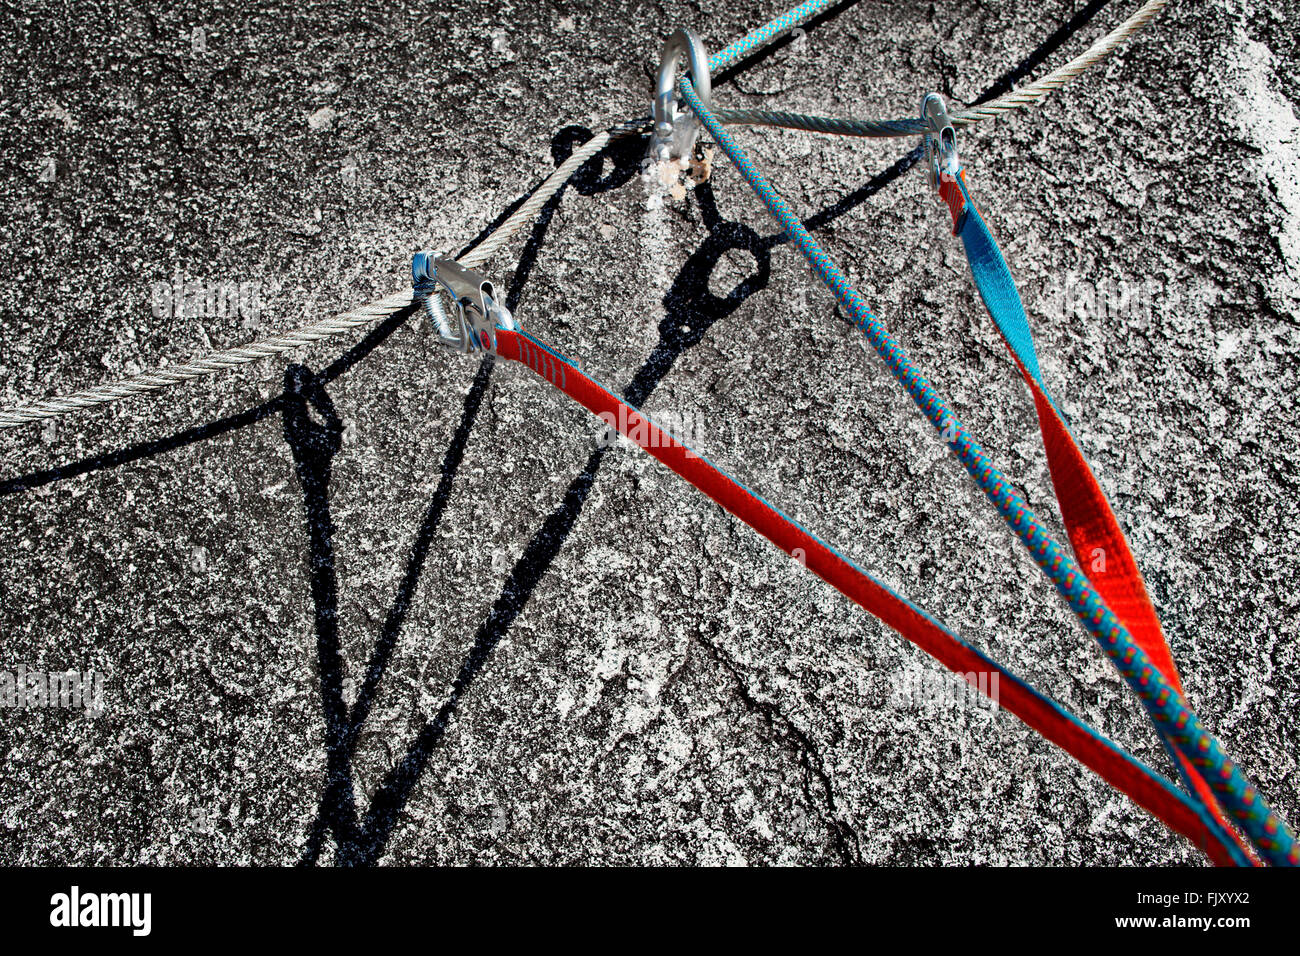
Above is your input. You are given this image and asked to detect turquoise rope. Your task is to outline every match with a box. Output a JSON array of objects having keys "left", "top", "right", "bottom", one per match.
[
  {"left": 706, "top": 0, "right": 835, "bottom": 71},
  {"left": 677, "top": 79, "right": 1297, "bottom": 866}
]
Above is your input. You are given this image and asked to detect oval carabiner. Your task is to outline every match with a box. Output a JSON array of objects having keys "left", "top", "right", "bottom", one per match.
[
  {"left": 648, "top": 28, "right": 713, "bottom": 163},
  {"left": 920, "top": 92, "right": 959, "bottom": 191},
  {"left": 653, "top": 28, "right": 712, "bottom": 135}
]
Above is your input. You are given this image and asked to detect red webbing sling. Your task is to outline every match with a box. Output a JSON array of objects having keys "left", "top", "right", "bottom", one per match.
[
  {"left": 494, "top": 325, "right": 1245, "bottom": 864},
  {"left": 935, "top": 166, "right": 1257, "bottom": 863}
]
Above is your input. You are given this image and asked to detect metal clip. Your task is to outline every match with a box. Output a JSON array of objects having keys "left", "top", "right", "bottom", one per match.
[
  {"left": 411, "top": 251, "right": 517, "bottom": 354},
  {"left": 921, "top": 93, "right": 959, "bottom": 191},
  {"left": 647, "top": 28, "right": 712, "bottom": 164}
]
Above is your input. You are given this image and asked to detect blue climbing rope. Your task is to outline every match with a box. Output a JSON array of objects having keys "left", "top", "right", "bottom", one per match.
[{"left": 706, "top": 0, "right": 835, "bottom": 72}]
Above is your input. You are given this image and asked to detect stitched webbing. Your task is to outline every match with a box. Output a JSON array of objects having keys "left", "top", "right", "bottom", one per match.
[{"left": 939, "top": 169, "right": 1258, "bottom": 863}]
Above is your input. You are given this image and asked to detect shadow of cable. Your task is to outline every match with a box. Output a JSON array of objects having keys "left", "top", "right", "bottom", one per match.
[
  {"left": 309, "top": 174, "right": 776, "bottom": 864},
  {"left": 297, "top": 125, "right": 644, "bottom": 864}
]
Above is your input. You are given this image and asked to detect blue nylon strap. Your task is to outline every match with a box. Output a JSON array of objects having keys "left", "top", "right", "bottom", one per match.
[
  {"left": 955, "top": 187, "right": 1050, "bottom": 395},
  {"left": 951, "top": 177, "right": 1088, "bottom": 440}
]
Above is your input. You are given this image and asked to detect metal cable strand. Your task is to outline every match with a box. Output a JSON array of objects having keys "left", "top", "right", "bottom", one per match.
[
  {"left": 0, "top": 0, "right": 843, "bottom": 433},
  {"left": 956, "top": 0, "right": 1169, "bottom": 123},
  {"left": 461, "top": 116, "right": 650, "bottom": 269},
  {"left": 712, "top": 0, "right": 1169, "bottom": 138},
  {"left": 0, "top": 0, "right": 1165, "bottom": 431},
  {"left": 0, "top": 292, "right": 413, "bottom": 428},
  {"left": 715, "top": 109, "right": 925, "bottom": 136},
  {"left": 0, "top": 119, "right": 649, "bottom": 431}
]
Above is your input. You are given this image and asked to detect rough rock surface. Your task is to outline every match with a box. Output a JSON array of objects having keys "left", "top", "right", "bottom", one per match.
[{"left": 0, "top": 0, "right": 1296, "bottom": 865}]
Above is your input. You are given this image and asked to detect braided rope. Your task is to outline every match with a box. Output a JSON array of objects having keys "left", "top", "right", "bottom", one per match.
[
  {"left": 712, "top": 0, "right": 1169, "bottom": 138},
  {"left": 680, "top": 77, "right": 1299, "bottom": 867},
  {"left": 708, "top": 0, "right": 835, "bottom": 70},
  {"left": 0, "top": 120, "right": 646, "bottom": 431}
]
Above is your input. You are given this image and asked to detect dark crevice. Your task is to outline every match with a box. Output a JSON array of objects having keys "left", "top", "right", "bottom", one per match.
[{"left": 693, "top": 625, "right": 862, "bottom": 865}]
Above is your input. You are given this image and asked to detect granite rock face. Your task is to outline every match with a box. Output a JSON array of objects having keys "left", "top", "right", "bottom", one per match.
[{"left": 0, "top": 0, "right": 1296, "bottom": 865}]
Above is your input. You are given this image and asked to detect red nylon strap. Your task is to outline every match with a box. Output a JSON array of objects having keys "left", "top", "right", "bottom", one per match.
[
  {"left": 496, "top": 328, "right": 1242, "bottom": 864},
  {"left": 1017, "top": 356, "right": 1259, "bottom": 864},
  {"left": 938, "top": 169, "right": 967, "bottom": 234},
  {"left": 1011, "top": 358, "right": 1182, "bottom": 684}
]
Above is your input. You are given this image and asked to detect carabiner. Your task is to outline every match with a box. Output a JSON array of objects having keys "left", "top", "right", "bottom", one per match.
[
  {"left": 411, "top": 252, "right": 517, "bottom": 354},
  {"left": 921, "top": 92, "right": 959, "bottom": 191},
  {"left": 647, "top": 28, "right": 713, "bottom": 163}
]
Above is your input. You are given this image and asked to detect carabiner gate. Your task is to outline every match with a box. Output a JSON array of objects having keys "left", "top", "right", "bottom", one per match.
[{"left": 412, "top": 252, "right": 517, "bottom": 354}]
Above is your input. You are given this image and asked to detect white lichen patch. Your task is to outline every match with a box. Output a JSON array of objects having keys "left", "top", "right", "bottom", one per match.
[
  {"left": 1225, "top": 25, "right": 1300, "bottom": 308},
  {"left": 639, "top": 156, "right": 681, "bottom": 293},
  {"left": 307, "top": 106, "right": 337, "bottom": 130}
]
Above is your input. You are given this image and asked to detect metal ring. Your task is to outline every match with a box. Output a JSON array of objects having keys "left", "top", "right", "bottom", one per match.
[
  {"left": 920, "top": 93, "right": 958, "bottom": 190},
  {"left": 653, "top": 28, "right": 712, "bottom": 134}
]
